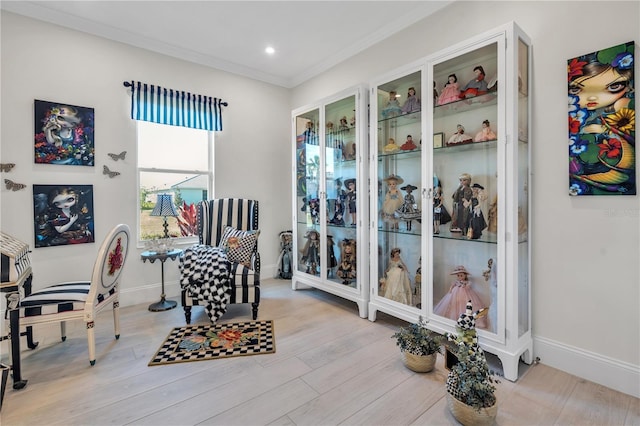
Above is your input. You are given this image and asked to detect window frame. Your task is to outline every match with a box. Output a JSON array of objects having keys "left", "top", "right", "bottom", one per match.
[{"left": 135, "top": 121, "right": 214, "bottom": 246}]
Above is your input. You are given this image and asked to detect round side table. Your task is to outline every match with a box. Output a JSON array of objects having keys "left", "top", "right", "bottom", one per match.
[{"left": 141, "top": 249, "right": 183, "bottom": 312}]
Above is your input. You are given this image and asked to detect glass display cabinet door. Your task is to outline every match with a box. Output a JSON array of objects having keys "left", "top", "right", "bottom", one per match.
[
  {"left": 325, "top": 95, "right": 359, "bottom": 288},
  {"left": 370, "top": 69, "right": 424, "bottom": 321},
  {"left": 431, "top": 41, "right": 501, "bottom": 335},
  {"left": 294, "top": 108, "right": 322, "bottom": 277}
]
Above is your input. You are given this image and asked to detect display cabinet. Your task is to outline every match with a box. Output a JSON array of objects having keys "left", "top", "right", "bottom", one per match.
[
  {"left": 291, "top": 86, "right": 369, "bottom": 317},
  {"left": 369, "top": 22, "right": 532, "bottom": 381},
  {"left": 368, "top": 63, "right": 427, "bottom": 323}
]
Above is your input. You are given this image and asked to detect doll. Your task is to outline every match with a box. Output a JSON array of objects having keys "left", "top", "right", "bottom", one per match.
[
  {"left": 381, "top": 174, "right": 404, "bottom": 230},
  {"left": 487, "top": 195, "right": 498, "bottom": 234},
  {"left": 474, "top": 119, "right": 497, "bottom": 142},
  {"left": 465, "top": 183, "right": 488, "bottom": 239},
  {"left": 339, "top": 116, "right": 349, "bottom": 131},
  {"left": 383, "top": 138, "right": 400, "bottom": 153},
  {"left": 433, "top": 81, "right": 439, "bottom": 105},
  {"left": 433, "top": 183, "right": 451, "bottom": 234},
  {"left": 275, "top": 230, "right": 293, "bottom": 279},
  {"left": 401, "top": 87, "right": 421, "bottom": 114},
  {"left": 395, "top": 184, "right": 421, "bottom": 231},
  {"left": 400, "top": 134, "right": 417, "bottom": 151},
  {"left": 438, "top": 74, "right": 461, "bottom": 105},
  {"left": 447, "top": 124, "right": 473, "bottom": 146},
  {"left": 451, "top": 173, "right": 472, "bottom": 233},
  {"left": 459, "top": 65, "right": 489, "bottom": 99},
  {"left": 327, "top": 235, "right": 338, "bottom": 277},
  {"left": 344, "top": 178, "right": 357, "bottom": 226},
  {"left": 302, "top": 197, "right": 320, "bottom": 224},
  {"left": 329, "top": 178, "right": 346, "bottom": 226},
  {"left": 381, "top": 91, "right": 402, "bottom": 118},
  {"left": 433, "top": 265, "right": 488, "bottom": 329},
  {"left": 336, "top": 238, "right": 357, "bottom": 285},
  {"left": 414, "top": 256, "right": 422, "bottom": 307},
  {"left": 379, "top": 247, "right": 412, "bottom": 305},
  {"left": 300, "top": 229, "right": 320, "bottom": 276},
  {"left": 301, "top": 120, "right": 318, "bottom": 145}
]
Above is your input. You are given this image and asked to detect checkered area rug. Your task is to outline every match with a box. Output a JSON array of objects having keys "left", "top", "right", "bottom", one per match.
[{"left": 148, "top": 320, "right": 275, "bottom": 366}]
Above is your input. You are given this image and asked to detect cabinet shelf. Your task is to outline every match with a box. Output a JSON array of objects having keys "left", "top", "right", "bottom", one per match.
[
  {"left": 436, "top": 139, "right": 497, "bottom": 152},
  {"left": 434, "top": 93, "right": 497, "bottom": 119},
  {"left": 377, "top": 149, "right": 422, "bottom": 160}
]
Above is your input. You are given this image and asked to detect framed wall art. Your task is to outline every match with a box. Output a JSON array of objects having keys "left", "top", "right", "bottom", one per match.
[
  {"left": 33, "top": 184, "right": 95, "bottom": 248},
  {"left": 568, "top": 41, "right": 635, "bottom": 195},
  {"left": 433, "top": 132, "right": 444, "bottom": 149},
  {"left": 34, "top": 100, "right": 95, "bottom": 166}
]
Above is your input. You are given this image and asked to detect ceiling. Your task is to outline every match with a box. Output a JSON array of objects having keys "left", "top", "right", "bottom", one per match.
[{"left": 1, "top": 1, "right": 452, "bottom": 88}]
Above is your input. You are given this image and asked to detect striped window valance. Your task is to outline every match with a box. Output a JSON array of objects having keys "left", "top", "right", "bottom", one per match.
[{"left": 125, "top": 81, "right": 226, "bottom": 131}]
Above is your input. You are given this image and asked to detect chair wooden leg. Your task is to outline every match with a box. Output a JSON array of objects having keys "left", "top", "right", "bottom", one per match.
[
  {"left": 86, "top": 321, "right": 96, "bottom": 366},
  {"left": 251, "top": 302, "right": 259, "bottom": 320},
  {"left": 9, "top": 308, "right": 27, "bottom": 389},
  {"left": 113, "top": 300, "right": 120, "bottom": 339},
  {"left": 60, "top": 321, "right": 67, "bottom": 342},
  {"left": 184, "top": 306, "right": 192, "bottom": 324}
]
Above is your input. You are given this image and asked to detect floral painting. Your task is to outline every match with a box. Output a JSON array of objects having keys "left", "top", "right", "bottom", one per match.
[
  {"left": 33, "top": 184, "right": 94, "bottom": 248},
  {"left": 34, "top": 100, "right": 95, "bottom": 166},
  {"left": 568, "top": 41, "right": 635, "bottom": 195}
]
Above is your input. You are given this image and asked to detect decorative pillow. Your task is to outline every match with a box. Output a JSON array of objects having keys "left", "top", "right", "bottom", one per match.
[{"left": 218, "top": 226, "right": 260, "bottom": 268}]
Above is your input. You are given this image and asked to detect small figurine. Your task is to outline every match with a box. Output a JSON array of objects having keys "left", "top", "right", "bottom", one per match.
[
  {"left": 474, "top": 119, "right": 497, "bottom": 142},
  {"left": 383, "top": 138, "right": 400, "bottom": 153},
  {"left": 336, "top": 238, "right": 357, "bottom": 285},
  {"left": 339, "top": 116, "right": 349, "bottom": 131},
  {"left": 301, "top": 120, "right": 318, "bottom": 144},
  {"left": 308, "top": 197, "right": 320, "bottom": 224},
  {"left": 379, "top": 247, "right": 412, "bottom": 305},
  {"left": 275, "top": 230, "right": 293, "bottom": 279},
  {"left": 395, "top": 183, "right": 421, "bottom": 231},
  {"left": 400, "top": 134, "right": 418, "bottom": 151},
  {"left": 459, "top": 65, "right": 489, "bottom": 99},
  {"left": 414, "top": 256, "right": 422, "bottom": 307},
  {"left": 381, "top": 91, "right": 402, "bottom": 118},
  {"left": 433, "top": 265, "right": 488, "bottom": 329},
  {"left": 381, "top": 174, "right": 404, "bottom": 230},
  {"left": 344, "top": 178, "right": 357, "bottom": 226},
  {"left": 327, "top": 234, "right": 338, "bottom": 277},
  {"left": 438, "top": 74, "right": 461, "bottom": 105},
  {"left": 451, "top": 173, "right": 473, "bottom": 233},
  {"left": 447, "top": 124, "right": 473, "bottom": 145},
  {"left": 401, "top": 86, "right": 421, "bottom": 114},
  {"left": 433, "top": 182, "right": 451, "bottom": 234},
  {"left": 433, "top": 81, "right": 439, "bottom": 105},
  {"left": 329, "top": 178, "right": 346, "bottom": 226},
  {"left": 350, "top": 116, "right": 356, "bottom": 127},
  {"left": 465, "top": 183, "right": 488, "bottom": 240},
  {"left": 300, "top": 229, "right": 320, "bottom": 276}
]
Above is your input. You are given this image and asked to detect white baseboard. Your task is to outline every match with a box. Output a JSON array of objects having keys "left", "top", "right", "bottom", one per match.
[{"left": 534, "top": 335, "right": 639, "bottom": 398}]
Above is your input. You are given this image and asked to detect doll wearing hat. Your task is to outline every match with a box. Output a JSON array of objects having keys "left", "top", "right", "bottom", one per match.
[
  {"left": 344, "top": 178, "right": 357, "bottom": 226},
  {"left": 433, "top": 265, "right": 488, "bottom": 329},
  {"left": 381, "top": 174, "right": 404, "bottom": 230},
  {"left": 465, "top": 183, "right": 488, "bottom": 239},
  {"left": 451, "top": 173, "right": 473, "bottom": 232},
  {"left": 395, "top": 183, "right": 421, "bottom": 231}
]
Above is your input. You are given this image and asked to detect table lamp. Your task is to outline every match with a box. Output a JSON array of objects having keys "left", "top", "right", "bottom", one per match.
[{"left": 151, "top": 193, "right": 179, "bottom": 239}]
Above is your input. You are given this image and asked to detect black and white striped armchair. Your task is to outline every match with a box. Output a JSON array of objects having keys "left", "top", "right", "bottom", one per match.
[{"left": 180, "top": 198, "right": 260, "bottom": 324}]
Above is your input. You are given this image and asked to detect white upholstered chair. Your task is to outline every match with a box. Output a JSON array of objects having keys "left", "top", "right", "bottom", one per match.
[{"left": 8, "top": 223, "right": 130, "bottom": 386}]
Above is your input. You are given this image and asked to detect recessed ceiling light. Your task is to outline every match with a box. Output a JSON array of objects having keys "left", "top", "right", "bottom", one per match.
[{"left": 265, "top": 46, "right": 275, "bottom": 55}]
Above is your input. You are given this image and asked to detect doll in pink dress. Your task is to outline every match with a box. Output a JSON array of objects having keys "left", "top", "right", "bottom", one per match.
[
  {"left": 437, "top": 74, "right": 460, "bottom": 105},
  {"left": 474, "top": 119, "right": 497, "bottom": 142},
  {"left": 433, "top": 265, "right": 488, "bottom": 329}
]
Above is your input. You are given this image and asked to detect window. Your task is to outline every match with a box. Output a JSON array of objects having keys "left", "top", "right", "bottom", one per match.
[{"left": 137, "top": 121, "right": 213, "bottom": 241}]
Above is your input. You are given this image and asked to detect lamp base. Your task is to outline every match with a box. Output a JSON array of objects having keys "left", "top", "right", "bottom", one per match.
[{"left": 148, "top": 298, "right": 177, "bottom": 312}]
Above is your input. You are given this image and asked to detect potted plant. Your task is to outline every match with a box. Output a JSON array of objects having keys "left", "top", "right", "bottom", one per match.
[
  {"left": 445, "top": 302, "right": 499, "bottom": 426},
  {"left": 392, "top": 316, "right": 443, "bottom": 372}
]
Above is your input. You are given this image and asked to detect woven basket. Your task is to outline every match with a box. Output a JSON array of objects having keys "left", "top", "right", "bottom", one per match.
[
  {"left": 401, "top": 351, "right": 437, "bottom": 373},
  {"left": 446, "top": 392, "right": 497, "bottom": 426}
]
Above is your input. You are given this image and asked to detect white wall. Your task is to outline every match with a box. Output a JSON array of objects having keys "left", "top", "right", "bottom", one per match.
[
  {"left": 292, "top": 1, "right": 640, "bottom": 397},
  {"left": 0, "top": 12, "right": 292, "bottom": 308}
]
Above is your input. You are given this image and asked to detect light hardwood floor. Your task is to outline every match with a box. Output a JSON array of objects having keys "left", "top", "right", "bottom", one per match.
[{"left": 1, "top": 279, "right": 638, "bottom": 425}]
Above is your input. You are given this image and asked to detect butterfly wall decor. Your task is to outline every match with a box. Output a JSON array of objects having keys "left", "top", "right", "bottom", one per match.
[
  {"left": 103, "top": 165, "right": 121, "bottom": 178},
  {"left": 107, "top": 151, "right": 127, "bottom": 161},
  {"left": 0, "top": 163, "right": 16, "bottom": 172},
  {"left": 5, "top": 179, "right": 26, "bottom": 191}
]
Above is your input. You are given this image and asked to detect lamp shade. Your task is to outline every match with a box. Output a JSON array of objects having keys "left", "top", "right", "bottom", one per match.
[{"left": 151, "top": 194, "right": 179, "bottom": 217}]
